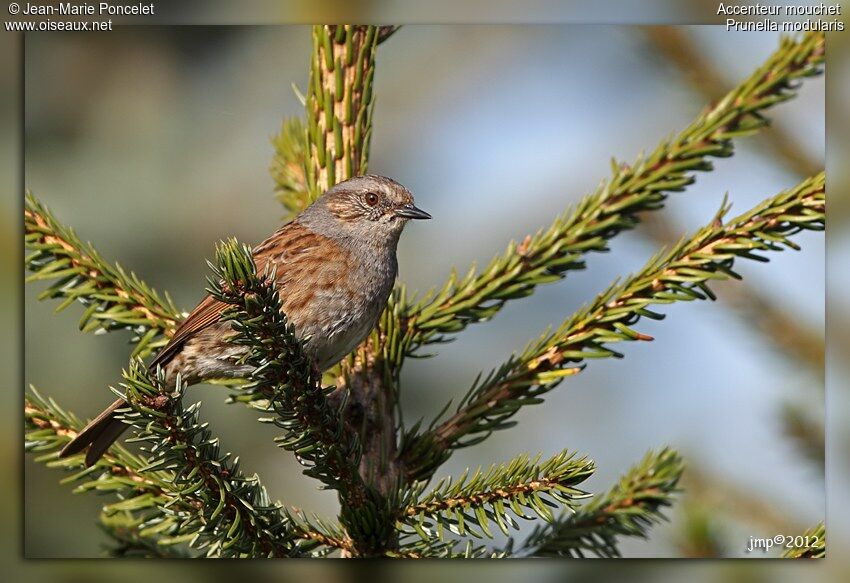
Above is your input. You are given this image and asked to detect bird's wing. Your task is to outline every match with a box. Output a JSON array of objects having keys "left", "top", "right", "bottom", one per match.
[
  {"left": 148, "top": 294, "right": 226, "bottom": 370},
  {"left": 148, "top": 222, "right": 306, "bottom": 371}
]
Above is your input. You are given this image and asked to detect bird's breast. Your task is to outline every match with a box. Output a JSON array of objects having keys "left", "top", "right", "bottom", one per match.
[{"left": 276, "top": 242, "right": 396, "bottom": 370}]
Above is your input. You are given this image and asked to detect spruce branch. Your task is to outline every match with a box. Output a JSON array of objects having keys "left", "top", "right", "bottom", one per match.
[
  {"left": 114, "top": 361, "right": 302, "bottom": 557},
  {"left": 644, "top": 207, "right": 824, "bottom": 479},
  {"left": 282, "top": 509, "right": 356, "bottom": 557},
  {"left": 27, "top": 387, "right": 261, "bottom": 557},
  {"left": 404, "top": 173, "right": 825, "bottom": 480},
  {"left": 26, "top": 386, "right": 169, "bottom": 512},
  {"left": 399, "top": 450, "right": 594, "bottom": 541},
  {"left": 305, "top": 25, "right": 380, "bottom": 196},
  {"left": 523, "top": 447, "right": 684, "bottom": 558},
  {"left": 642, "top": 212, "right": 825, "bottom": 377},
  {"left": 781, "top": 522, "right": 825, "bottom": 558},
  {"left": 643, "top": 26, "right": 821, "bottom": 179},
  {"left": 396, "top": 536, "right": 507, "bottom": 559},
  {"left": 639, "top": 27, "right": 825, "bottom": 379},
  {"left": 25, "top": 192, "right": 180, "bottom": 357},
  {"left": 270, "top": 116, "right": 310, "bottom": 220},
  {"left": 272, "top": 23, "right": 397, "bottom": 212},
  {"left": 98, "top": 512, "right": 196, "bottom": 558},
  {"left": 389, "top": 31, "right": 824, "bottom": 369},
  {"left": 207, "top": 238, "right": 364, "bottom": 496},
  {"left": 207, "top": 238, "right": 398, "bottom": 556},
  {"left": 26, "top": 383, "right": 348, "bottom": 557}
]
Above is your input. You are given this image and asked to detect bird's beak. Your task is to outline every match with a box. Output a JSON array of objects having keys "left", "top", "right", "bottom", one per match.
[{"left": 395, "top": 204, "right": 432, "bottom": 220}]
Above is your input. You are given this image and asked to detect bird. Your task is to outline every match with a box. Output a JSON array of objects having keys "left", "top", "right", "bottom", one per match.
[{"left": 59, "top": 174, "right": 430, "bottom": 466}]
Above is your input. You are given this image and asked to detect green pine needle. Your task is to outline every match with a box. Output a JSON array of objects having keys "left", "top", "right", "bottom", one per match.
[
  {"left": 25, "top": 192, "right": 181, "bottom": 358},
  {"left": 383, "top": 31, "right": 825, "bottom": 381},
  {"left": 398, "top": 450, "right": 594, "bottom": 541},
  {"left": 305, "top": 25, "right": 380, "bottom": 196},
  {"left": 208, "top": 238, "right": 396, "bottom": 556},
  {"left": 404, "top": 173, "right": 824, "bottom": 479},
  {"left": 523, "top": 447, "right": 684, "bottom": 558},
  {"left": 270, "top": 116, "right": 311, "bottom": 220}
]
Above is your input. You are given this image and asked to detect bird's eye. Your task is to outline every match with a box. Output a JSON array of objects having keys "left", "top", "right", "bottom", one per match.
[{"left": 364, "top": 192, "right": 379, "bottom": 206}]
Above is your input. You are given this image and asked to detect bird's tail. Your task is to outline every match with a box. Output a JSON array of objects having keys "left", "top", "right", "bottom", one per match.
[{"left": 58, "top": 398, "right": 128, "bottom": 467}]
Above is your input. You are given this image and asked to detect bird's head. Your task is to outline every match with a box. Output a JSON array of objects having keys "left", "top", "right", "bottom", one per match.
[{"left": 298, "top": 174, "right": 430, "bottom": 246}]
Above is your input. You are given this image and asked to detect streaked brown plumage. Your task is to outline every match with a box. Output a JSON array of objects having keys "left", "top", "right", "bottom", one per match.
[{"left": 60, "top": 175, "right": 430, "bottom": 466}]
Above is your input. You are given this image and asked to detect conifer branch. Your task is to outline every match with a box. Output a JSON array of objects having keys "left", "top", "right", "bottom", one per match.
[
  {"left": 26, "top": 384, "right": 346, "bottom": 557},
  {"left": 781, "top": 522, "right": 825, "bottom": 558},
  {"left": 282, "top": 509, "right": 356, "bottom": 557},
  {"left": 272, "top": 25, "right": 397, "bottom": 212},
  {"left": 523, "top": 448, "right": 684, "bottom": 558},
  {"left": 305, "top": 25, "right": 381, "bottom": 196},
  {"left": 399, "top": 450, "right": 594, "bottom": 541},
  {"left": 639, "top": 27, "right": 825, "bottom": 378},
  {"left": 98, "top": 512, "right": 196, "bottom": 558},
  {"left": 642, "top": 212, "right": 825, "bottom": 376},
  {"left": 117, "top": 361, "right": 302, "bottom": 557},
  {"left": 25, "top": 192, "right": 180, "bottom": 357},
  {"left": 301, "top": 26, "right": 406, "bottom": 541},
  {"left": 644, "top": 26, "right": 821, "bottom": 179},
  {"left": 396, "top": 537, "right": 507, "bottom": 559},
  {"left": 404, "top": 173, "right": 825, "bottom": 480},
  {"left": 389, "top": 31, "right": 824, "bottom": 369},
  {"left": 28, "top": 400, "right": 197, "bottom": 558},
  {"left": 270, "top": 117, "right": 310, "bottom": 221},
  {"left": 207, "top": 239, "right": 364, "bottom": 496},
  {"left": 26, "top": 386, "right": 168, "bottom": 510},
  {"left": 207, "top": 239, "right": 398, "bottom": 556},
  {"left": 644, "top": 207, "right": 824, "bottom": 475}
]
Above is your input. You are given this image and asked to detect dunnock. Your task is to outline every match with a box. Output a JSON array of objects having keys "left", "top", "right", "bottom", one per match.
[{"left": 60, "top": 174, "right": 430, "bottom": 466}]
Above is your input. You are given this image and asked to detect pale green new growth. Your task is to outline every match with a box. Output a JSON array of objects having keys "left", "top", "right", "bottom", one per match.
[
  {"left": 305, "top": 25, "right": 380, "bottom": 197},
  {"left": 270, "top": 117, "right": 310, "bottom": 221}
]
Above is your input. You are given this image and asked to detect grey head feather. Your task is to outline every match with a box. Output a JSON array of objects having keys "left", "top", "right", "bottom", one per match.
[{"left": 297, "top": 174, "right": 427, "bottom": 250}]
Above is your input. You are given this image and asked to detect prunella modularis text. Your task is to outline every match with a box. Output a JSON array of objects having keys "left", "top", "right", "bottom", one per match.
[{"left": 61, "top": 174, "right": 430, "bottom": 465}]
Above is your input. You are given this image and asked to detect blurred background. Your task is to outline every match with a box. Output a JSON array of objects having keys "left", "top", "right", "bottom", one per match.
[{"left": 0, "top": 0, "right": 842, "bottom": 576}]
